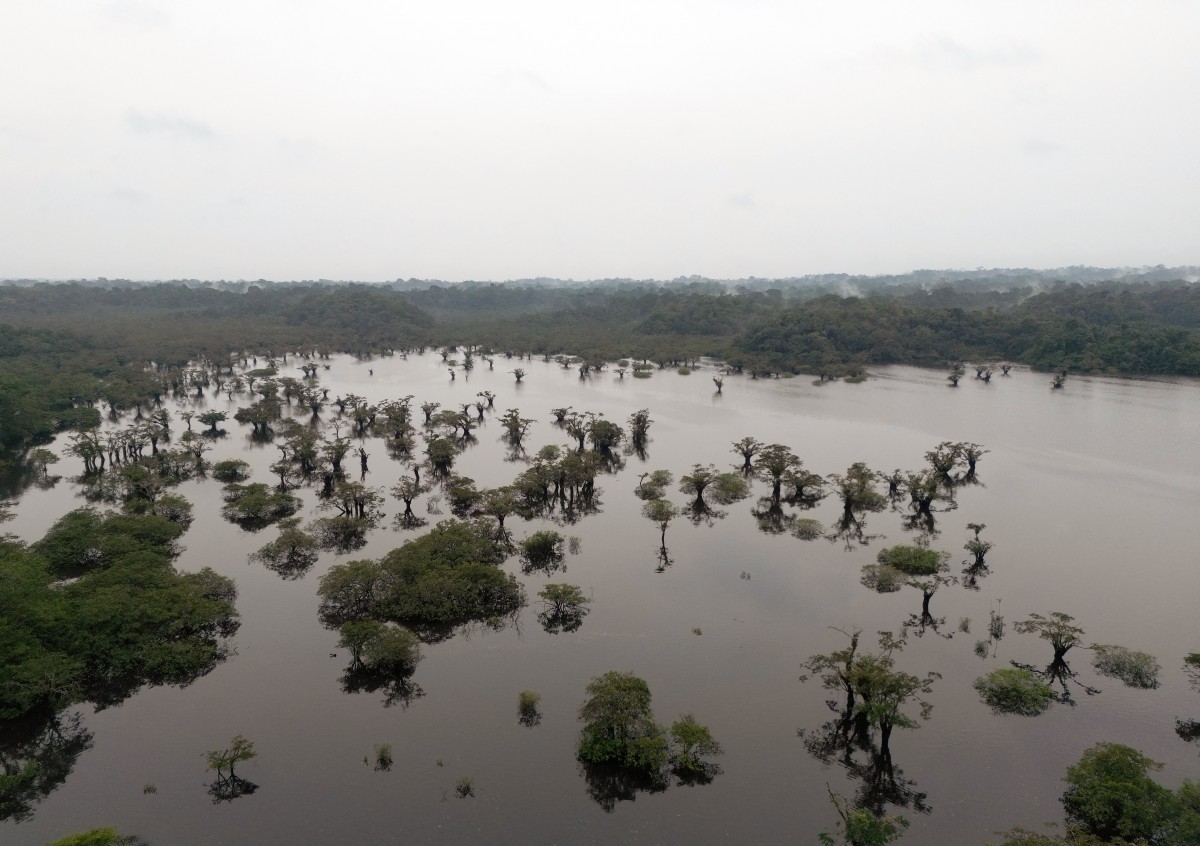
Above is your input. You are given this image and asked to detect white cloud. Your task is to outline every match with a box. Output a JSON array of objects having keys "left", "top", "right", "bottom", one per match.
[{"left": 125, "top": 110, "right": 214, "bottom": 141}]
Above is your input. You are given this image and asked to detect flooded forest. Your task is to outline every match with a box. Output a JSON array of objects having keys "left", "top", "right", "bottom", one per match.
[{"left": 2, "top": 277, "right": 1199, "bottom": 846}]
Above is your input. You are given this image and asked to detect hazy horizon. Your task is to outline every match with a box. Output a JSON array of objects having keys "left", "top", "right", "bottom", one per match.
[{"left": 3, "top": 2, "right": 1198, "bottom": 281}]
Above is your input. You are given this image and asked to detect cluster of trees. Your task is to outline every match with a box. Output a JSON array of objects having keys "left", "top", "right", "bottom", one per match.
[
  {"left": 4, "top": 274, "right": 1199, "bottom": 474},
  {"left": 317, "top": 519, "right": 523, "bottom": 642},
  {"left": 0, "top": 508, "right": 238, "bottom": 821},
  {"left": 2, "top": 292, "right": 1196, "bottom": 838},
  {"left": 576, "top": 671, "right": 722, "bottom": 810}
]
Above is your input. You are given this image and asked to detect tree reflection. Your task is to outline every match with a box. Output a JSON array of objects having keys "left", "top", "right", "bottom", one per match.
[
  {"left": 340, "top": 665, "right": 426, "bottom": 709},
  {"left": 207, "top": 773, "right": 259, "bottom": 803},
  {"left": 825, "top": 510, "right": 881, "bottom": 550},
  {"left": 799, "top": 705, "right": 930, "bottom": 818},
  {"left": 751, "top": 497, "right": 791, "bottom": 535},
  {"left": 685, "top": 499, "right": 726, "bottom": 527},
  {"left": 579, "top": 760, "right": 668, "bottom": 813},
  {"left": 1177, "top": 654, "right": 1200, "bottom": 749},
  {"left": 0, "top": 710, "right": 94, "bottom": 822},
  {"left": 1007, "top": 656, "right": 1099, "bottom": 706}
]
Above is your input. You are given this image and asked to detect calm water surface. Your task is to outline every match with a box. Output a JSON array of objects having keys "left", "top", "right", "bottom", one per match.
[{"left": 5, "top": 355, "right": 1199, "bottom": 845}]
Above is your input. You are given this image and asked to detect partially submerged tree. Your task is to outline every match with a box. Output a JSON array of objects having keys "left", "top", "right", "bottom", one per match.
[
  {"left": 1011, "top": 612, "right": 1097, "bottom": 704},
  {"left": 801, "top": 630, "right": 938, "bottom": 757},
  {"left": 537, "top": 583, "right": 590, "bottom": 633},
  {"left": 1091, "top": 645, "right": 1161, "bottom": 689},
  {"left": 643, "top": 498, "right": 679, "bottom": 549},
  {"left": 248, "top": 517, "right": 319, "bottom": 579},
  {"left": 731, "top": 436, "right": 763, "bottom": 472},
  {"left": 865, "top": 545, "right": 957, "bottom": 628},
  {"left": 755, "top": 443, "right": 801, "bottom": 501},
  {"left": 973, "top": 668, "right": 1056, "bottom": 716},
  {"left": 577, "top": 671, "right": 667, "bottom": 774},
  {"left": 204, "top": 734, "right": 258, "bottom": 802},
  {"left": 338, "top": 620, "right": 422, "bottom": 675},
  {"left": 818, "top": 787, "right": 909, "bottom": 846},
  {"left": 519, "top": 530, "right": 566, "bottom": 575},
  {"left": 635, "top": 469, "right": 673, "bottom": 500}
]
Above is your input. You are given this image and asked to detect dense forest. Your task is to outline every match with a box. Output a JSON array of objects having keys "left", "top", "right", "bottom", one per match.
[{"left": 2, "top": 270, "right": 1199, "bottom": 466}]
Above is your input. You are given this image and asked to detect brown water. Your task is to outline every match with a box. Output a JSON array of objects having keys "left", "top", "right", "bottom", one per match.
[{"left": 4, "top": 355, "right": 1199, "bottom": 845}]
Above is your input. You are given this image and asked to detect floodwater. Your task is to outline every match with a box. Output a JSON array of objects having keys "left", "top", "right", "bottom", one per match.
[{"left": 4, "top": 354, "right": 1199, "bottom": 845}]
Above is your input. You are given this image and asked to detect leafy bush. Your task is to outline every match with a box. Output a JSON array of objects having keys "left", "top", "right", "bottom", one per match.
[
  {"left": 1091, "top": 644, "right": 1161, "bottom": 689},
  {"left": 973, "top": 668, "right": 1055, "bottom": 716},
  {"left": 211, "top": 459, "right": 251, "bottom": 482}
]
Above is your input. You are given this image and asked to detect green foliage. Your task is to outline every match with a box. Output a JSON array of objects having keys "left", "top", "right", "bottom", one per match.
[
  {"left": 800, "top": 630, "right": 938, "bottom": 753},
  {"left": 44, "top": 829, "right": 143, "bottom": 846},
  {"left": 668, "top": 714, "right": 722, "bottom": 775},
  {"left": 578, "top": 671, "right": 665, "bottom": 770},
  {"left": 205, "top": 735, "right": 256, "bottom": 779},
  {"left": 1, "top": 509, "right": 238, "bottom": 722},
  {"left": 1090, "top": 645, "right": 1161, "bottom": 689},
  {"left": 1061, "top": 742, "right": 1197, "bottom": 845},
  {"left": 519, "top": 530, "right": 565, "bottom": 573},
  {"left": 455, "top": 776, "right": 475, "bottom": 798},
  {"left": 248, "top": 518, "right": 319, "bottom": 579},
  {"left": 818, "top": 789, "right": 909, "bottom": 846},
  {"left": 642, "top": 498, "right": 679, "bottom": 543},
  {"left": 875, "top": 545, "right": 948, "bottom": 576},
  {"left": 1014, "top": 612, "right": 1085, "bottom": 660},
  {"left": 338, "top": 620, "right": 421, "bottom": 674},
  {"left": 316, "top": 520, "right": 523, "bottom": 641},
  {"left": 829, "top": 462, "right": 886, "bottom": 514},
  {"left": 635, "top": 469, "right": 673, "bottom": 500},
  {"left": 518, "top": 690, "right": 542, "bottom": 719},
  {"left": 220, "top": 483, "right": 301, "bottom": 530},
  {"left": 974, "top": 668, "right": 1056, "bottom": 716},
  {"left": 211, "top": 459, "right": 251, "bottom": 482},
  {"left": 537, "top": 583, "right": 590, "bottom": 633},
  {"left": 792, "top": 518, "right": 824, "bottom": 540},
  {"left": 374, "top": 742, "right": 393, "bottom": 771},
  {"left": 425, "top": 436, "right": 457, "bottom": 469}
]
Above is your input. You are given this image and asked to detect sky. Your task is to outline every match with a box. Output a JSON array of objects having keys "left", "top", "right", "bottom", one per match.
[{"left": 1, "top": 1, "right": 1198, "bottom": 282}]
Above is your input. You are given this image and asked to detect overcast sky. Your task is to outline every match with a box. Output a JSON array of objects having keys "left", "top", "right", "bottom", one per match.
[{"left": 2, "top": 1, "right": 1197, "bottom": 282}]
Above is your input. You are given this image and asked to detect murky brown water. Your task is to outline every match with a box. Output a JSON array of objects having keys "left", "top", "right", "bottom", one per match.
[{"left": 5, "top": 355, "right": 1199, "bottom": 845}]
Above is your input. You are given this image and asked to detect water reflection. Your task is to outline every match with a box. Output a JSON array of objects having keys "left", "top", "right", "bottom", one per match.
[
  {"left": 0, "top": 710, "right": 94, "bottom": 823},
  {"left": 799, "top": 707, "right": 930, "bottom": 817},
  {"left": 207, "top": 773, "right": 259, "bottom": 803},
  {"left": 340, "top": 666, "right": 425, "bottom": 709},
  {"left": 579, "top": 761, "right": 668, "bottom": 813},
  {"left": 825, "top": 510, "right": 881, "bottom": 549}
]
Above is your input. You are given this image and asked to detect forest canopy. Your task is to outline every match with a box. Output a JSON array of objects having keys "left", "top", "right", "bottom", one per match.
[{"left": 2, "top": 271, "right": 1199, "bottom": 466}]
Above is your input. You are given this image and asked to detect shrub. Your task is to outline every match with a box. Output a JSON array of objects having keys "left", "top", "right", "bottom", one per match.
[
  {"left": 1091, "top": 645, "right": 1161, "bottom": 689},
  {"left": 973, "top": 668, "right": 1055, "bottom": 716}
]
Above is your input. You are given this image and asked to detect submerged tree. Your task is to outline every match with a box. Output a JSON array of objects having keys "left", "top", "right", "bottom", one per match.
[
  {"left": 1011, "top": 612, "right": 1098, "bottom": 704},
  {"left": 863, "top": 545, "right": 956, "bottom": 633},
  {"left": 818, "top": 787, "right": 909, "bottom": 846},
  {"left": 668, "top": 714, "right": 723, "bottom": 783},
  {"left": 731, "top": 436, "right": 763, "bottom": 472},
  {"left": 755, "top": 444, "right": 801, "bottom": 501},
  {"left": 628, "top": 409, "right": 652, "bottom": 448},
  {"left": 643, "top": 498, "right": 679, "bottom": 551},
  {"left": 248, "top": 517, "right": 319, "bottom": 579},
  {"left": 519, "top": 530, "right": 566, "bottom": 575},
  {"left": 537, "top": 583, "right": 590, "bottom": 633},
  {"left": 204, "top": 735, "right": 258, "bottom": 803},
  {"left": 801, "top": 630, "right": 938, "bottom": 758},
  {"left": 829, "top": 462, "right": 887, "bottom": 517},
  {"left": 973, "top": 668, "right": 1056, "bottom": 716},
  {"left": 577, "top": 671, "right": 667, "bottom": 773},
  {"left": 635, "top": 469, "right": 673, "bottom": 500}
]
